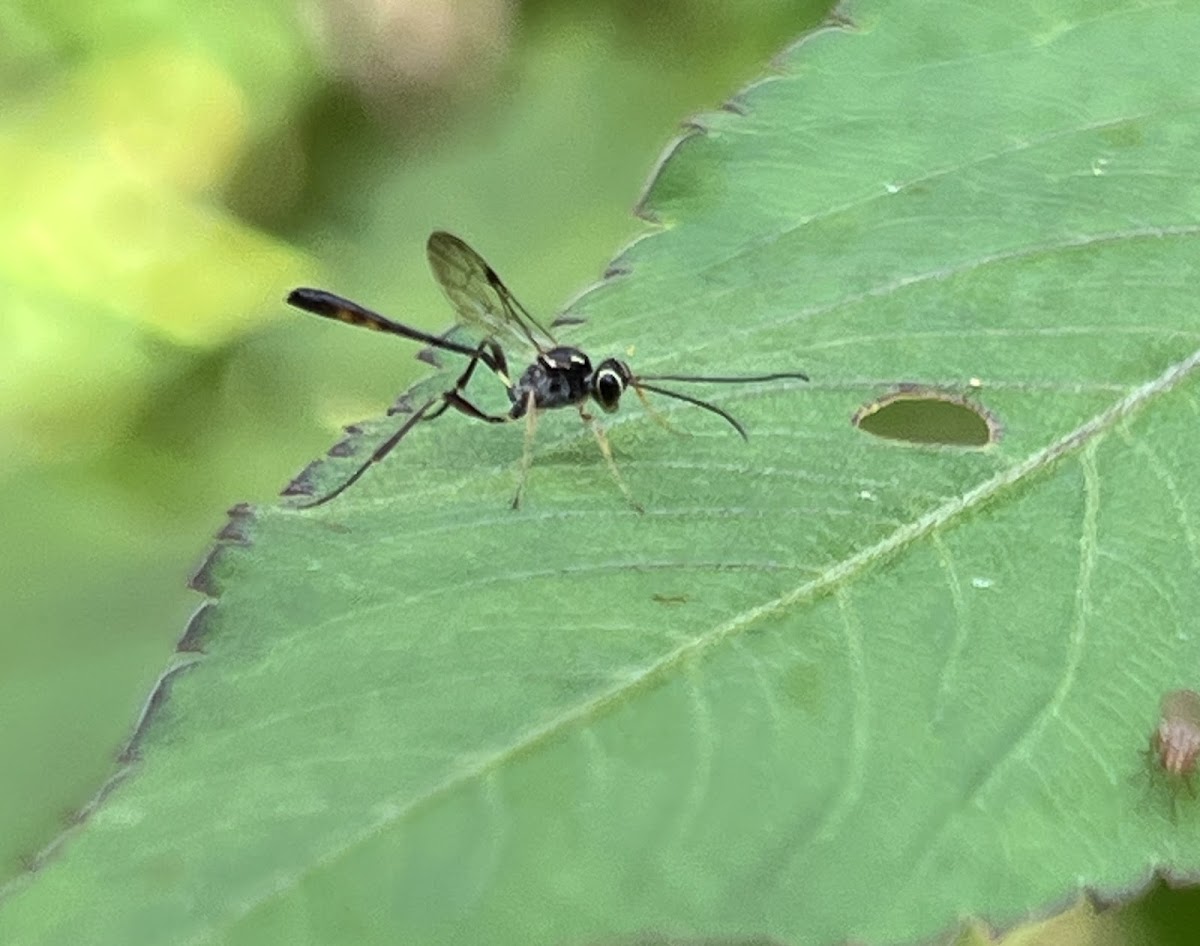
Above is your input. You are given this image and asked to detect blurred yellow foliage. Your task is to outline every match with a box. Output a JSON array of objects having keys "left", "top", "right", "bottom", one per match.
[
  {"left": 0, "top": 45, "right": 311, "bottom": 463},
  {"left": 0, "top": 46, "right": 310, "bottom": 346}
]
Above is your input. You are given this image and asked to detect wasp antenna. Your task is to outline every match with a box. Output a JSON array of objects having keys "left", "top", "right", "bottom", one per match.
[
  {"left": 637, "top": 370, "right": 809, "bottom": 384},
  {"left": 635, "top": 382, "right": 749, "bottom": 440}
]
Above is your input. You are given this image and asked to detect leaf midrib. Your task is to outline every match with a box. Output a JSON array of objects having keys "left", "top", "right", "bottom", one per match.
[{"left": 188, "top": 341, "right": 1200, "bottom": 944}]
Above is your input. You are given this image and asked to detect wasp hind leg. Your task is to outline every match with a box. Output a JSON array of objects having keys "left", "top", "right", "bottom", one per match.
[
  {"left": 298, "top": 340, "right": 509, "bottom": 508},
  {"left": 297, "top": 397, "right": 440, "bottom": 508}
]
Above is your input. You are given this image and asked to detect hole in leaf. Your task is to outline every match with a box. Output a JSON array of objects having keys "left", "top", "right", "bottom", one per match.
[{"left": 852, "top": 387, "right": 999, "bottom": 447}]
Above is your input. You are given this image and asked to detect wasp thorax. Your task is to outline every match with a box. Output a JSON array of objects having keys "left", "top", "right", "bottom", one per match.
[{"left": 590, "top": 359, "right": 632, "bottom": 412}]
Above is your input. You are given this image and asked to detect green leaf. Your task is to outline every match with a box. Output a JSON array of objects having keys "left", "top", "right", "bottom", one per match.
[{"left": 5, "top": 2, "right": 1200, "bottom": 944}]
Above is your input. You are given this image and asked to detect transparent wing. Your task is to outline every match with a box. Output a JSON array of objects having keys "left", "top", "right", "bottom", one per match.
[{"left": 426, "top": 231, "right": 557, "bottom": 354}]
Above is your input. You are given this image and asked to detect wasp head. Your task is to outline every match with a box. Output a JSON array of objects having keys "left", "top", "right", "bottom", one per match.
[{"left": 590, "top": 358, "right": 633, "bottom": 413}]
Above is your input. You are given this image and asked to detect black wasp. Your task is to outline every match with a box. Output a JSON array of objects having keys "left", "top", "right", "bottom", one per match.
[{"left": 286, "top": 232, "right": 808, "bottom": 510}]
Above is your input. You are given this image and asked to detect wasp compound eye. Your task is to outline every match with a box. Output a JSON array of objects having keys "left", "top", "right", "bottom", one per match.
[{"left": 594, "top": 368, "right": 625, "bottom": 412}]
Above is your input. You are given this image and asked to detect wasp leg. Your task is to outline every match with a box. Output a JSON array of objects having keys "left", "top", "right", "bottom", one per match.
[
  {"left": 301, "top": 340, "right": 511, "bottom": 507},
  {"left": 634, "top": 385, "right": 687, "bottom": 436},
  {"left": 509, "top": 392, "right": 539, "bottom": 510},
  {"left": 578, "top": 407, "right": 644, "bottom": 514},
  {"left": 297, "top": 397, "right": 440, "bottom": 508},
  {"left": 426, "top": 338, "right": 514, "bottom": 424}
]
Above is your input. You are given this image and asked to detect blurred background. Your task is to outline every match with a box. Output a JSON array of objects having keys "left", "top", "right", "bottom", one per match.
[{"left": 0, "top": 0, "right": 1191, "bottom": 942}]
